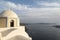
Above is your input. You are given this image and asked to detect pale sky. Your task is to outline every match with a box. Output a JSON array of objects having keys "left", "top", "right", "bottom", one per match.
[{"left": 0, "top": 0, "right": 60, "bottom": 24}]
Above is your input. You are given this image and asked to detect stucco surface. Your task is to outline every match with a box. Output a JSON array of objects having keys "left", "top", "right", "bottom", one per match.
[
  {"left": 0, "top": 9, "right": 18, "bottom": 18},
  {"left": 0, "top": 18, "right": 6, "bottom": 27},
  {"left": 0, "top": 27, "right": 32, "bottom": 40}
]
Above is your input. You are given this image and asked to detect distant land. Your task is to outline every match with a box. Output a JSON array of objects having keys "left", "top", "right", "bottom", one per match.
[
  {"left": 20, "top": 23, "right": 60, "bottom": 28},
  {"left": 20, "top": 23, "right": 56, "bottom": 26}
]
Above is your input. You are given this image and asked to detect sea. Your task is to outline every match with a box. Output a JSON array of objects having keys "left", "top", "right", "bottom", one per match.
[{"left": 21, "top": 23, "right": 60, "bottom": 40}]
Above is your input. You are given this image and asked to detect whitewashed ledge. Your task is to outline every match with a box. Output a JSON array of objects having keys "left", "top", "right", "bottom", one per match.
[{"left": 0, "top": 26, "right": 32, "bottom": 40}]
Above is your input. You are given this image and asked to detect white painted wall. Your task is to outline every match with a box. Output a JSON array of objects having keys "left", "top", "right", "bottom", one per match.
[{"left": 0, "top": 26, "right": 32, "bottom": 40}]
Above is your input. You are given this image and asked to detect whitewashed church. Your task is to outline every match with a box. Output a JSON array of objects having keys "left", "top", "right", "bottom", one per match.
[{"left": 0, "top": 9, "right": 32, "bottom": 40}]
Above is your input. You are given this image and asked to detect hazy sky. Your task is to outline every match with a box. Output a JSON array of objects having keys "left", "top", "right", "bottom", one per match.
[{"left": 0, "top": 0, "right": 60, "bottom": 24}]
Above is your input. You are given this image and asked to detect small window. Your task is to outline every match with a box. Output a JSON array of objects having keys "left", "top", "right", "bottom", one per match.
[{"left": 10, "top": 20, "right": 14, "bottom": 27}]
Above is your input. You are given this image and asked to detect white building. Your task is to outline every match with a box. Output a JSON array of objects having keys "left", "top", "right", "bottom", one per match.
[{"left": 0, "top": 9, "right": 32, "bottom": 40}]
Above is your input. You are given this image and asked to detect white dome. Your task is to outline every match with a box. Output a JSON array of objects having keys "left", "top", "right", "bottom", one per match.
[{"left": 0, "top": 9, "right": 18, "bottom": 18}]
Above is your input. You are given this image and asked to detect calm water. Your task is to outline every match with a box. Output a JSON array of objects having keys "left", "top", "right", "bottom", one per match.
[{"left": 24, "top": 23, "right": 60, "bottom": 40}]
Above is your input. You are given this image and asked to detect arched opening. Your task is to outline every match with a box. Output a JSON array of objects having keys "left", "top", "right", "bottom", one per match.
[{"left": 10, "top": 20, "right": 14, "bottom": 27}]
